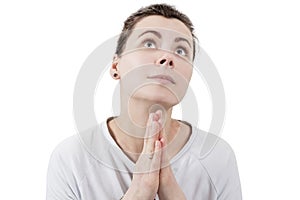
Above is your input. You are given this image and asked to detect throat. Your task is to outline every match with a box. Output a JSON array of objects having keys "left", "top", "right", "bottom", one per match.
[{"left": 106, "top": 117, "right": 192, "bottom": 163}]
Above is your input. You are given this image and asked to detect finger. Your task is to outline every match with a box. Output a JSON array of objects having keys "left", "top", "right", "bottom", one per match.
[
  {"left": 152, "top": 109, "right": 162, "bottom": 122},
  {"left": 153, "top": 110, "right": 163, "bottom": 138},
  {"left": 155, "top": 109, "right": 162, "bottom": 120},
  {"left": 149, "top": 140, "right": 162, "bottom": 173},
  {"left": 154, "top": 110, "right": 162, "bottom": 125},
  {"left": 143, "top": 113, "right": 159, "bottom": 156},
  {"left": 160, "top": 137, "right": 170, "bottom": 168}
]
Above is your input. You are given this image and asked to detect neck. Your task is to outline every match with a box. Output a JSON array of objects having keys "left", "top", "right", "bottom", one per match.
[
  {"left": 107, "top": 92, "right": 192, "bottom": 163},
  {"left": 120, "top": 96, "right": 173, "bottom": 134},
  {"left": 109, "top": 95, "right": 180, "bottom": 157}
]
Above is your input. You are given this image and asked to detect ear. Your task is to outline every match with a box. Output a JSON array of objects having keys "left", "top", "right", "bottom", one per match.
[{"left": 110, "top": 54, "right": 120, "bottom": 79}]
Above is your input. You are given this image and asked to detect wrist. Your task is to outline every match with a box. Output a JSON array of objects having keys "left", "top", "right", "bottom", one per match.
[
  {"left": 122, "top": 189, "right": 141, "bottom": 200},
  {"left": 122, "top": 184, "right": 147, "bottom": 200},
  {"left": 158, "top": 178, "right": 186, "bottom": 200}
]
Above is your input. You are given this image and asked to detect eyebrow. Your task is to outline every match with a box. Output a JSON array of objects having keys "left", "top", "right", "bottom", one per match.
[
  {"left": 138, "top": 30, "right": 162, "bottom": 39},
  {"left": 138, "top": 30, "right": 192, "bottom": 48},
  {"left": 175, "top": 37, "right": 192, "bottom": 48}
]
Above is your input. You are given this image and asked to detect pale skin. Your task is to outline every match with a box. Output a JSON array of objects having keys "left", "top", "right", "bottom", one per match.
[{"left": 108, "top": 15, "right": 194, "bottom": 200}]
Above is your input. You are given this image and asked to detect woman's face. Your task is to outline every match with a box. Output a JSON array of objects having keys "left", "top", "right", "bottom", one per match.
[{"left": 114, "top": 15, "right": 194, "bottom": 108}]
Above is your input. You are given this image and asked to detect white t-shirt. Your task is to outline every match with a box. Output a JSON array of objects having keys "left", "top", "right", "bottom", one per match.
[{"left": 46, "top": 120, "right": 242, "bottom": 200}]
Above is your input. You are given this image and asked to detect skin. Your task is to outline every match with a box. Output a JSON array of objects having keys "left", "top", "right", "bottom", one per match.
[{"left": 109, "top": 15, "right": 194, "bottom": 200}]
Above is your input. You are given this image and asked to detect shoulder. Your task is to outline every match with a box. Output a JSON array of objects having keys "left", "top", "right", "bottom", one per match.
[
  {"left": 188, "top": 126, "right": 236, "bottom": 165},
  {"left": 51, "top": 134, "right": 82, "bottom": 156},
  {"left": 48, "top": 134, "right": 88, "bottom": 176},
  {"left": 50, "top": 133, "right": 86, "bottom": 161},
  {"left": 47, "top": 125, "right": 108, "bottom": 199},
  {"left": 189, "top": 127, "right": 242, "bottom": 198},
  {"left": 47, "top": 134, "right": 87, "bottom": 199},
  {"left": 48, "top": 126, "right": 101, "bottom": 181}
]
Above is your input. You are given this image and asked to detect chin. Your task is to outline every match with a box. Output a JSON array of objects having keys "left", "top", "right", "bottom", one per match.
[{"left": 133, "top": 86, "right": 181, "bottom": 107}]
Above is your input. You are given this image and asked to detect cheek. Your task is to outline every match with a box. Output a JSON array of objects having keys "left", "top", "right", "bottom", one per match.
[
  {"left": 118, "top": 51, "right": 155, "bottom": 75},
  {"left": 187, "top": 70, "right": 193, "bottom": 82},
  {"left": 176, "top": 62, "right": 193, "bottom": 82}
]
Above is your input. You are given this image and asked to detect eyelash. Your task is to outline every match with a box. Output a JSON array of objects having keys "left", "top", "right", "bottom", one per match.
[
  {"left": 142, "top": 39, "right": 157, "bottom": 48},
  {"left": 176, "top": 46, "right": 189, "bottom": 57},
  {"left": 140, "top": 39, "right": 190, "bottom": 57}
]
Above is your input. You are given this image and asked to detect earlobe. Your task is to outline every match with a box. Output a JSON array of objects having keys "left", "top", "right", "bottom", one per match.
[{"left": 110, "top": 54, "right": 120, "bottom": 79}]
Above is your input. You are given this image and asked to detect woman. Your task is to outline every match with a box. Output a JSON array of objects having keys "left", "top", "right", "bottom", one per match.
[{"left": 47, "top": 4, "right": 242, "bottom": 200}]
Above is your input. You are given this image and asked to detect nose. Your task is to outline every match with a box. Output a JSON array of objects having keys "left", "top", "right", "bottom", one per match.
[{"left": 156, "top": 55, "right": 174, "bottom": 68}]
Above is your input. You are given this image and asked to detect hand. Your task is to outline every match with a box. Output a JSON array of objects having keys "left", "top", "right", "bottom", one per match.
[
  {"left": 123, "top": 112, "right": 163, "bottom": 200},
  {"left": 158, "top": 137, "right": 187, "bottom": 200}
]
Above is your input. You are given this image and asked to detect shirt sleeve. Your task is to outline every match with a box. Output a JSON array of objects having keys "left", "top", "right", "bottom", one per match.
[
  {"left": 201, "top": 136, "right": 242, "bottom": 200},
  {"left": 217, "top": 149, "right": 242, "bottom": 200},
  {"left": 46, "top": 144, "right": 80, "bottom": 200}
]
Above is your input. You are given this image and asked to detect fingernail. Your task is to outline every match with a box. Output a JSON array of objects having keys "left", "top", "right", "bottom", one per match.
[{"left": 156, "top": 110, "right": 162, "bottom": 116}]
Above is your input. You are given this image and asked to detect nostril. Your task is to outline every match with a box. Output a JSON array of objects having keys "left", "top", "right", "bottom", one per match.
[
  {"left": 160, "top": 59, "right": 167, "bottom": 64},
  {"left": 169, "top": 61, "right": 173, "bottom": 66}
]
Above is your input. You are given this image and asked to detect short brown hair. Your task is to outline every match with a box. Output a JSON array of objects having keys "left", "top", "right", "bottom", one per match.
[{"left": 115, "top": 4, "right": 197, "bottom": 60}]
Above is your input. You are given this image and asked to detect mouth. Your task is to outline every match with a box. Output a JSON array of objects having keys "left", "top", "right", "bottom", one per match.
[{"left": 147, "top": 74, "right": 176, "bottom": 84}]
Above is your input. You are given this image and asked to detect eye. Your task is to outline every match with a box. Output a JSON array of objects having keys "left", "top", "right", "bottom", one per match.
[
  {"left": 175, "top": 47, "right": 187, "bottom": 56},
  {"left": 143, "top": 40, "right": 156, "bottom": 48}
]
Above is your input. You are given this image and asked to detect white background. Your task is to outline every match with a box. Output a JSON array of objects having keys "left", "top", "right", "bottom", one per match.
[{"left": 0, "top": 0, "right": 299, "bottom": 199}]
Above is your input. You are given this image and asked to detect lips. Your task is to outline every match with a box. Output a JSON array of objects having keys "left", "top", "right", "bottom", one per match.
[{"left": 147, "top": 74, "right": 176, "bottom": 84}]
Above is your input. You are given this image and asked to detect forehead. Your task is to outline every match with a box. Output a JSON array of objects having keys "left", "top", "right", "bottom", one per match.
[{"left": 133, "top": 15, "right": 192, "bottom": 40}]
